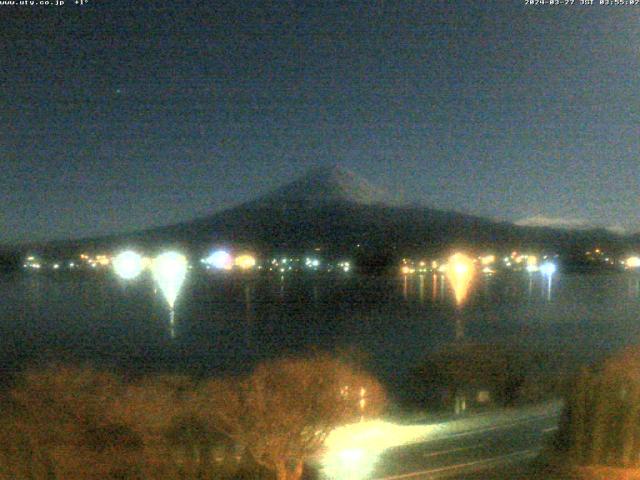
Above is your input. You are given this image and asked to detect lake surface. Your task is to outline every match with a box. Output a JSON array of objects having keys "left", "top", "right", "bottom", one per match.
[{"left": 2, "top": 270, "right": 640, "bottom": 392}]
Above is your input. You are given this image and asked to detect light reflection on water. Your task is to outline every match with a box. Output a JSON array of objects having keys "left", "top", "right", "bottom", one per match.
[
  {"left": 402, "top": 275, "right": 408, "bottom": 301},
  {"left": 431, "top": 273, "right": 437, "bottom": 302},
  {"left": 629, "top": 277, "right": 640, "bottom": 298},
  {"left": 2, "top": 271, "right": 640, "bottom": 384}
]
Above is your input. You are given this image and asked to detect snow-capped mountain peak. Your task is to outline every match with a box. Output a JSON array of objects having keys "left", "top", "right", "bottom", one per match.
[{"left": 251, "top": 165, "right": 401, "bottom": 208}]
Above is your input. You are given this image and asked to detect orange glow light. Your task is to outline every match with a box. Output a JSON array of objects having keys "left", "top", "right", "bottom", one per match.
[
  {"left": 446, "top": 253, "right": 475, "bottom": 307},
  {"left": 235, "top": 254, "right": 257, "bottom": 270}
]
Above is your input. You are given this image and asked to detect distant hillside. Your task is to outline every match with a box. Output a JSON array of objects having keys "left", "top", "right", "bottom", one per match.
[
  {"left": 135, "top": 165, "right": 633, "bottom": 255},
  {"left": 10, "top": 165, "right": 638, "bottom": 261}
]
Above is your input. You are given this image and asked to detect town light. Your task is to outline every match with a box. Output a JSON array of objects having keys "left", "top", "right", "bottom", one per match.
[
  {"left": 526, "top": 255, "right": 539, "bottom": 273},
  {"left": 205, "top": 250, "right": 233, "bottom": 270},
  {"left": 113, "top": 250, "right": 144, "bottom": 280},
  {"left": 480, "top": 255, "right": 495, "bottom": 266},
  {"left": 235, "top": 254, "right": 257, "bottom": 270},
  {"left": 453, "top": 262, "right": 468, "bottom": 275},
  {"left": 96, "top": 255, "right": 110, "bottom": 266},
  {"left": 152, "top": 251, "right": 188, "bottom": 310},
  {"left": 540, "top": 262, "right": 557, "bottom": 276},
  {"left": 305, "top": 257, "right": 321, "bottom": 269},
  {"left": 446, "top": 253, "right": 475, "bottom": 307},
  {"left": 626, "top": 256, "right": 640, "bottom": 269}
]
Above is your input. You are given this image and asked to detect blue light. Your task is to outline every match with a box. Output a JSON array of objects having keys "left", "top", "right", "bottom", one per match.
[
  {"left": 205, "top": 250, "right": 233, "bottom": 270},
  {"left": 540, "top": 262, "right": 556, "bottom": 276}
]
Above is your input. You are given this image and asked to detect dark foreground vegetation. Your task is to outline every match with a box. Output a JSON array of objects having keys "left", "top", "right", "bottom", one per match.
[
  {"left": 531, "top": 345, "right": 640, "bottom": 480},
  {"left": 402, "top": 343, "right": 572, "bottom": 415},
  {"left": 7, "top": 342, "right": 640, "bottom": 480},
  {"left": 0, "top": 353, "right": 386, "bottom": 480}
]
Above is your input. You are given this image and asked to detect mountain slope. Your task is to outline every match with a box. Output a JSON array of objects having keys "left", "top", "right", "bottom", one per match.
[
  {"left": 130, "top": 165, "right": 629, "bottom": 256},
  {"left": 21, "top": 165, "right": 636, "bottom": 259},
  {"left": 243, "top": 165, "right": 403, "bottom": 208},
  {"left": 141, "top": 165, "right": 496, "bottom": 250}
]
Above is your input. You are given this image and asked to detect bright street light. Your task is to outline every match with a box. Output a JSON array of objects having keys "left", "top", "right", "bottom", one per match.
[
  {"left": 626, "top": 256, "right": 640, "bottom": 269},
  {"left": 540, "top": 262, "right": 557, "bottom": 276},
  {"left": 113, "top": 250, "right": 143, "bottom": 280},
  {"left": 445, "top": 252, "right": 475, "bottom": 307},
  {"left": 152, "top": 251, "right": 188, "bottom": 338},
  {"left": 235, "top": 254, "right": 257, "bottom": 270},
  {"left": 152, "top": 251, "right": 188, "bottom": 310},
  {"left": 205, "top": 249, "right": 233, "bottom": 270}
]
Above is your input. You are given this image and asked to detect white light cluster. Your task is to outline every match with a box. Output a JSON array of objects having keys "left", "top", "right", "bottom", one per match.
[
  {"left": 113, "top": 251, "right": 144, "bottom": 280},
  {"left": 540, "top": 262, "right": 557, "bottom": 276},
  {"left": 204, "top": 250, "right": 233, "bottom": 270},
  {"left": 338, "top": 261, "right": 351, "bottom": 272},
  {"left": 305, "top": 257, "right": 320, "bottom": 268},
  {"left": 152, "top": 252, "right": 188, "bottom": 310}
]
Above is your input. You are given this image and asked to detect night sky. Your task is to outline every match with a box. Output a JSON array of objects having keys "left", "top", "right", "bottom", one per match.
[{"left": 3, "top": 0, "right": 639, "bottom": 244}]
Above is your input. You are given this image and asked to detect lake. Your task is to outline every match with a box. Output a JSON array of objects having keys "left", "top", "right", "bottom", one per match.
[{"left": 2, "top": 269, "right": 640, "bottom": 393}]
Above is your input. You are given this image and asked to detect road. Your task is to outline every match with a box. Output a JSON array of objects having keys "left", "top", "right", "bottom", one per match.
[{"left": 369, "top": 405, "right": 561, "bottom": 480}]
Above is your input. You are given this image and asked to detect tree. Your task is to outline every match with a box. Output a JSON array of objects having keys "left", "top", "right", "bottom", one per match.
[
  {"left": 406, "top": 343, "right": 541, "bottom": 413},
  {"left": 0, "top": 365, "right": 141, "bottom": 480},
  {"left": 111, "top": 374, "right": 196, "bottom": 480},
  {"left": 556, "top": 346, "right": 640, "bottom": 468},
  {"left": 197, "top": 353, "right": 386, "bottom": 480},
  {"left": 0, "top": 366, "right": 272, "bottom": 480},
  {"left": 112, "top": 374, "right": 267, "bottom": 480}
]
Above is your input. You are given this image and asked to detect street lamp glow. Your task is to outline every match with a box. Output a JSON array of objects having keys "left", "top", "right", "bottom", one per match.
[
  {"left": 540, "top": 262, "right": 557, "bottom": 276},
  {"left": 453, "top": 262, "right": 468, "bottom": 275},
  {"left": 305, "top": 257, "right": 321, "bottom": 268},
  {"left": 205, "top": 250, "right": 233, "bottom": 270},
  {"left": 480, "top": 254, "right": 495, "bottom": 266},
  {"left": 323, "top": 420, "right": 438, "bottom": 480},
  {"left": 113, "top": 250, "right": 143, "bottom": 280},
  {"left": 235, "top": 254, "right": 257, "bottom": 270},
  {"left": 152, "top": 251, "right": 188, "bottom": 309},
  {"left": 446, "top": 253, "right": 475, "bottom": 307},
  {"left": 626, "top": 256, "right": 640, "bottom": 269}
]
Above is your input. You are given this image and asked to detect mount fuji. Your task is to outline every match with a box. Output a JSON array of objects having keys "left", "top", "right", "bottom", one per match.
[
  {"left": 243, "top": 165, "right": 403, "bottom": 209},
  {"left": 18, "top": 165, "right": 633, "bottom": 262},
  {"left": 125, "top": 165, "right": 624, "bottom": 256}
]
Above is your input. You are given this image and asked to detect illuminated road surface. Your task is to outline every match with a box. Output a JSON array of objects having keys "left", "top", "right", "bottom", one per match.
[{"left": 321, "top": 401, "right": 562, "bottom": 480}]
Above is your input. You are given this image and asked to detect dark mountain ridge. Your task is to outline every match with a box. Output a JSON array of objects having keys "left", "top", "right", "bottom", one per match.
[{"left": 7, "top": 166, "right": 638, "bottom": 264}]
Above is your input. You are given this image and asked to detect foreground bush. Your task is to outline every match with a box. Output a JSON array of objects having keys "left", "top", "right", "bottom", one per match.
[
  {"left": 0, "top": 353, "right": 386, "bottom": 480},
  {"left": 405, "top": 343, "right": 560, "bottom": 413},
  {"left": 198, "top": 353, "right": 386, "bottom": 480},
  {"left": 555, "top": 346, "right": 640, "bottom": 469},
  {"left": 0, "top": 366, "right": 139, "bottom": 480}
]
